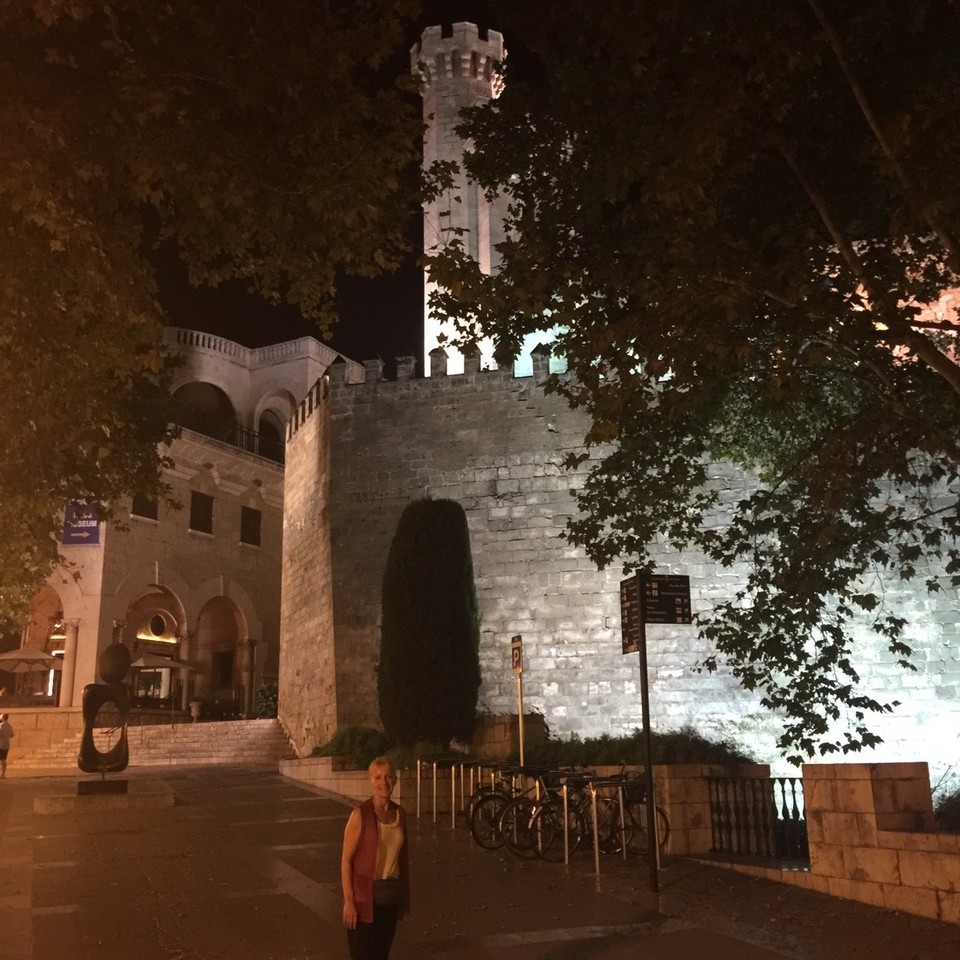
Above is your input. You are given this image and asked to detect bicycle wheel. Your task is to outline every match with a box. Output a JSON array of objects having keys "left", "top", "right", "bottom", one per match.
[
  {"left": 627, "top": 803, "right": 670, "bottom": 855},
  {"left": 593, "top": 796, "right": 634, "bottom": 855},
  {"left": 532, "top": 799, "right": 584, "bottom": 862},
  {"left": 499, "top": 796, "right": 539, "bottom": 859},
  {"left": 469, "top": 792, "right": 510, "bottom": 850}
]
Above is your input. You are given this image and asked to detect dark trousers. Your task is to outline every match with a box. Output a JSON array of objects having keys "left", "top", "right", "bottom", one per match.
[{"left": 346, "top": 904, "right": 400, "bottom": 960}]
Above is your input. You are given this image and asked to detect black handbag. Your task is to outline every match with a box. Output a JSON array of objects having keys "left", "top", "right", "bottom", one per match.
[{"left": 372, "top": 878, "right": 404, "bottom": 909}]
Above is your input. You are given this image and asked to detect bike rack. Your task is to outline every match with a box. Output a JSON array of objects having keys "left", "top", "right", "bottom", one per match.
[{"left": 560, "top": 774, "right": 641, "bottom": 874}]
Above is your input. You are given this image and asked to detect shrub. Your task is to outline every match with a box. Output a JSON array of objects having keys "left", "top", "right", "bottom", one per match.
[
  {"left": 254, "top": 682, "right": 278, "bottom": 718},
  {"left": 385, "top": 740, "right": 448, "bottom": 773},
  {"left": 517, "top": 726, "right": 754, "bottom": 767},
  {"left": 312, "top": 725, "right": 393, "bottom": 770},
  {"left": 378, "top": 499, "right": 481, "bottom": 746},
  {"left": 935, "top": 787, "right": 960, "bottom": 833}
]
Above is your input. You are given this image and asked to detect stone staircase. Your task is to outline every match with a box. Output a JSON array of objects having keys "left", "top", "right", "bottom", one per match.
[{"left": 9, "top": 718, "right": 296, "bottom": 776}]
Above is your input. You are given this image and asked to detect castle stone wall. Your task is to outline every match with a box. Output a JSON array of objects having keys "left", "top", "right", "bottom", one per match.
[
  {"left": 321, "top": 356, "right": 771, "bottom": 751},
  {"left": 283, "top": 355, "right": 960, "bottom": 788},
  {"left": 279, "top": 380, "right": 337, "bottom": 756}
]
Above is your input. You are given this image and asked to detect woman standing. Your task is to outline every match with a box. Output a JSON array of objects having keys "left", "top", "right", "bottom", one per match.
[
  {"left": 341, "top": 756, "right": 409, "bottom": 960},
  {"left": 0, "top": 714, "right": 14, "bottom": 778}
]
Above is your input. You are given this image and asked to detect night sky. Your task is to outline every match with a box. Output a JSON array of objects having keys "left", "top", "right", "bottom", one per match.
[{"left": 157, "top": 1, "right": 509, "bottom": 368}]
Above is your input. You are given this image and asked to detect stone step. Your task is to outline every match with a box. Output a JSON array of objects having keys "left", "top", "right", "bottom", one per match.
[{"left": 8, "top": 719, "right": 296, "bottom": 774}]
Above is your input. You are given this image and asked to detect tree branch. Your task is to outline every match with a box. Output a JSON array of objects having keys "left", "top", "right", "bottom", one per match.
[
  {"left": 775, "top": 135, "right": 960, "bottom": 394},
  {"left": 806, "top": 0, "right": 960, "bottom": 273}
]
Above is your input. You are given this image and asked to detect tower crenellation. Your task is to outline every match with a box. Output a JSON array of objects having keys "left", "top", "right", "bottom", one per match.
[{"left": 411, "top": 22, "right": 504, "bottom": 90}]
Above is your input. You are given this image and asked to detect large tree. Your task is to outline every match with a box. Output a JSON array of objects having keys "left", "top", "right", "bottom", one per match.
[
  {"left": 0, "top": 0, "right": 422, "bottom": 623},
  {"left": 427, "top": 0, "right": 960, "bottom": 760}
]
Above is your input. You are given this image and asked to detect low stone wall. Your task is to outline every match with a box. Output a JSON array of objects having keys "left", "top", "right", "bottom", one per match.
[
  {"left": 0, "top": 707, "right": 84, "bottom": 772},
  {"left": 470, "top": 713, "right": 548, "bottom": 759},
  {"left": 802, "top": 762, "right": 958, "bottom": 922},
  {"left": 699, "top": 762, "right": 959, "bottom": 925},
  {"left": 279, "top": 755, "right": 406, "bottom": 804}
]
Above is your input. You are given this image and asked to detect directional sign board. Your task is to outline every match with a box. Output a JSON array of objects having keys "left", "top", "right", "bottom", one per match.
[
  {"left": 620, "top": 578, "right": 642, "bottom": 654},
  {"left": 62, "top": 501, "right": 100, "bottom": 546},
  {"left": 621, "top": 573, "right": 693, "bottom": 653},
  {"left": 641, "top": 574, "right": 692, "bottom": 624}
]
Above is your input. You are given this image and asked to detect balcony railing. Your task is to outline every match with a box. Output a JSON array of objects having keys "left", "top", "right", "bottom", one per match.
[
  {"left": 707, "top": 775, "right": 809, "bottom": 863},
  {"left": 173, "top": 403, "right": 284, "bottom": 464}
]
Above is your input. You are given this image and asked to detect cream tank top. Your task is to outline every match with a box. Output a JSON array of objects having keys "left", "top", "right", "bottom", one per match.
[{"left": 375, "top": 816, "right": 404, "bottom": 880}]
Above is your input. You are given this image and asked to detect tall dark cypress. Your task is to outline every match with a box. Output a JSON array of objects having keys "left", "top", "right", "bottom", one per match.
[{"left": 378, "top": 499, "right": 481, "bottom": 745}]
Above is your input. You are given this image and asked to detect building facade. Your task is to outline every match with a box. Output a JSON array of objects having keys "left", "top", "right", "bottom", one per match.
[{"left": 4, "top": 329, "right": 359, "bottom": 720}]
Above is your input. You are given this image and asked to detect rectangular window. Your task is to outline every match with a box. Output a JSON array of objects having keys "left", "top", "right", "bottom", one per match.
[
  {"left": 240, "top": 506, "right": 262, "bottom": 546},
  {"left": 131, "top": 494, "right": 159, "bottom": 521},
  {"left": 189, "top": 491, "right": 214, "bottom": 534}
]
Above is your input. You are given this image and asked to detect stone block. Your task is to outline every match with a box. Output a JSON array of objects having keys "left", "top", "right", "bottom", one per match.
[
  {"left": 881, "top": 882, "right": 940, "bottom": 920},
  {"left": 819, "top": 810, "right": 877, "bottom": 847},
  {"left": 832, "top": 777, "right": 876, "bottom": 814},
  {"left": 826, "top": 875, "right": 886, "bottom": 908},
  {"left": 809, "top": 842, "right": 845, "bottom": 878},
  {"left": 882, "top": 829, "right": 950, "bottom": 853},
  {"left": 842, "top": 845, "right": 900, "bottom": 884},
  {"left": 33, "top": 711, "right": 71, "bottom": 730},
  {"left": 805, "top": 809, "right": 825, "bottom": 845},
  {"left": 938, "top": 889, "right": 960, "bottom": 924},
  {"left": 872, "top": 776, "right": 934, "bottom": 819},
  {"left": 898, "top": 849, "right": 960, "bottom": 891}
]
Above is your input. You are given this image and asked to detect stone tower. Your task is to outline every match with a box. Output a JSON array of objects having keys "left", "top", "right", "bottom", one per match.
[{"left": 412, "top": 22, "right": 508, "bottom": 375}]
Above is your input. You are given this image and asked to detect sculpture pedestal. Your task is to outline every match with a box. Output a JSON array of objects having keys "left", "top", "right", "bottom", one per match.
[{"left": 77, "top": 778, "right": 128, "bottom": 796}]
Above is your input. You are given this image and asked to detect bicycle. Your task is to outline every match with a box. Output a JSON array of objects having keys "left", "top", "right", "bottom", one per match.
[
  {"left": 467, "top": 764, "right": 529, "bottom": 850},
  {"left": 498, "top": 769, "right": 589, "bottom": 862},
  {"left": 593, "top": 777, "right": 670, "bottom": 855}
]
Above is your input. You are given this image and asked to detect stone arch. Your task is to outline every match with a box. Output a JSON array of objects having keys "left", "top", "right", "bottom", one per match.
[
  {"left": 121, "top": 585, "right": 187, "bottom": 650},
  {"left": 3, "top": 584, "right": 67, "bottom": 701},
  {"left": 186, "top": 579, "right": 262, "bottom": 717},
  {"left": 192, "top": 596, "right": 248, "bottom": 715},
  {"left": 112, "top": 565, "right": 192, "bottom": 638},
  {"left": 172, "top": 381, "right": 238, "bottom": 442},
  {"left": 254, "top": 389, "right": 296, "bottom": 464},
  {"left": 22, "top": 582, "right": 65, "bottom": 652},
  {"left": 120, "top": 585, "right": 189, "bottom": 708}
]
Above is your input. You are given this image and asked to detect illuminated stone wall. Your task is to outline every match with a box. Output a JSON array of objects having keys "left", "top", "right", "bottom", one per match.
[
  {"left": 279, "top": 380, "right": 338, "bottom": 757},
  {"left": 282, "top": 347, "right": 960, "bottom": 788}
]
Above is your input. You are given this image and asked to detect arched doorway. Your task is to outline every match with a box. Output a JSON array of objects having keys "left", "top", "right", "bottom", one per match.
[
  {"left": 193, "top": 597, "right": 248, "bottom": 718},
  {"left": 2, "top": 585, "right": 65, "bottom": 703},
  {"left": 121, "top": 587, "right": 189, "bottom": 712},
  {"left": 257, "top": 409, "right": 285, "bottom": 463}
]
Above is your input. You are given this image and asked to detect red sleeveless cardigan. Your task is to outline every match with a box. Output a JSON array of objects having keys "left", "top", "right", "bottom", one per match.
[{"left": 350, "top": 798, "right": 409, "bottom": 924}]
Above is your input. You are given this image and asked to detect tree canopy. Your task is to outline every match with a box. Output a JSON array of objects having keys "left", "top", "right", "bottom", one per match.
[
  {"left": 427, "top": 0, "right": 960, "bottom": 760},
  {"left": 0, "top": 0, "right": 422, "bottom": 624}
]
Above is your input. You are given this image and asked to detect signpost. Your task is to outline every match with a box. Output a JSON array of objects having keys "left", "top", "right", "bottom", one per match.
[
  {"left": 511, "top": 635, "right": 525, "bottom": 766},
  {"left": 621, "top": 573, "right": 692, "bottom": 893}
]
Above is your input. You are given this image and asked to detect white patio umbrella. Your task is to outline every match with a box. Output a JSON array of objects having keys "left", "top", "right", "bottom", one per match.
[
  {"left": 129, "top": 653, "right": 195, "bottom": 671},
  {"left": 0, "top": 646, "right": 63, "bottom": 673}
]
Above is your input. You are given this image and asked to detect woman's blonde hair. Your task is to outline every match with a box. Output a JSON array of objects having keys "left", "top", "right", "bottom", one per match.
[{"left": 368, "top": 755, "right": 396, "bottom": 776}]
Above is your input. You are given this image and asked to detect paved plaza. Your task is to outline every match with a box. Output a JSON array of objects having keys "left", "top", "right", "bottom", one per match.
[{"left": 1, "top": 763, "right": 958, "bottom": 960}]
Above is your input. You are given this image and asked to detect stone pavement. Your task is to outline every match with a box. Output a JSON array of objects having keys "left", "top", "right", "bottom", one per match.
[{"left": 1, "top": 763, "right": 958, "bottom": 960}]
